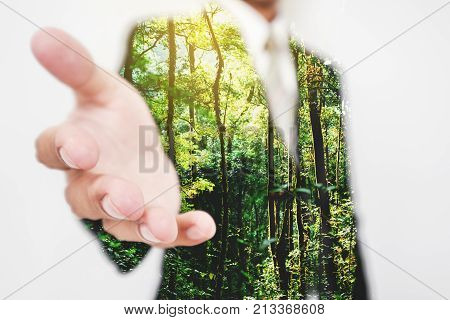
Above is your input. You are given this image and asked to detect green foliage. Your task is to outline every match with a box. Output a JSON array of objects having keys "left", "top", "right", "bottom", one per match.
[
  {"left": 84, "top": 220, "right": 150, "bottom": 273},
  {"left": 183, "top": 178, "right": 215, "bottom": 198},
  {"left": 95, "top": 4, "right": 359, "bottom": 300}
]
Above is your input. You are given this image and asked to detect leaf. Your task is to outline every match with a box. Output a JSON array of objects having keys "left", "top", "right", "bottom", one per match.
[
  {"left": 296, "top": 188, "right": 312, "bottom": 195},
  {"left": 98, "top": 233, "right": 110, "bottom": 242},
  {"left": 259, "top": 238, "right": 277, "bottom": 250},
  {"left": 314, "top": 183, "right": 324, "bottom": 189},
  {"left": 109, "top": 241, "right": 122, "bottom": 249}
]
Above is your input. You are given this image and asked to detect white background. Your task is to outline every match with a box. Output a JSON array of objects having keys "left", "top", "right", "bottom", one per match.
[
  {"left": 0, "top": 0, "right": 449, "bottom": 299},
  {"left": 1, "top": 300, "right": 450, "bottom": 319}
]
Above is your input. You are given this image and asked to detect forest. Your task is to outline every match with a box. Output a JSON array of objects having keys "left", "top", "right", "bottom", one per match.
[{"left": 85, "top": 5, "right": 360, "bottom": 300}]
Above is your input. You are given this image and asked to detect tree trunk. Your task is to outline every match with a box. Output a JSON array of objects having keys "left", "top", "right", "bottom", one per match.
[
  {"left": 236, "top": 159, "right": 247, "bottom": 297},
  {"left": 307, "top": 59, "right": 338, "bottom": 296},
  {"left": 205, "top": 12, "right": 229, "bottom": 299},
  {"left": 277, "top": 156, "right": 294, "bottom": 298},
  {"left": 291, "top": 43, "right": 310, "bottom": 298},
  {"left": 164, "top": 19, "right": 178, "bottom": 297},
  {"left": 267, "top": 114, "right": 278, "bottom": 273},
  {"left": 324, "top": 122, "right": 330, "bottom": 181},
  {"left": 335, "top": 103, "right": 343, "bottom": 205},
  {"left": 295, "top": 160, "right": 309, "bottom": 298},
  {"left": 188, "top": 42, "right": 197, "bottom": 180},
  {"left": 288, "top": 157, "right": 294, "bottom": 254},
  {"left": 123, "top": 27, "right": 137, "bottom": 84},
  {"left": 188, "top": 43, "right": 196, "bottom": 130},
  {"left": 167, "top": 19, "right": 177, "bottom": 164},
  {"left": 277, "top": 199, "right": 290, "bottom": 298}
]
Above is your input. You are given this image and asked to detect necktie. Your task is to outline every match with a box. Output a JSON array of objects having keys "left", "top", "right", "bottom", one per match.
[{"left": 264, "top": 25, "right": 299, "bottom": 160}]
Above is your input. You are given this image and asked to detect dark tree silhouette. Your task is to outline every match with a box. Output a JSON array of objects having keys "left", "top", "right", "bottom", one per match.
[
  {"left": 167, "top": 19, "right": 177, "bottom": 164},
  {"left": 307, "top": 58, "right": 338, "bottom": 296},
  {"left": 205, "top": 12, "right": 230, "bottom": 299},
  {"left": 267, "top": 114, "right": 278, "bottom": 273}
]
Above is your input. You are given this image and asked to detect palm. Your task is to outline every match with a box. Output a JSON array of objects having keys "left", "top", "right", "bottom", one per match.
[{"left": 69, "top": 85, "right": 180, "bottom": 216}]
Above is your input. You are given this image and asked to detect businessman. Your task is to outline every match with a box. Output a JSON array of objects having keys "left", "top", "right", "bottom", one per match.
[{"left": 32, "top": 0, "right": 367, "bottom": 298}]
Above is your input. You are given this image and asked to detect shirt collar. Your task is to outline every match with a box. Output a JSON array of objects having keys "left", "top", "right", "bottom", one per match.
[{"left": 215, "top": 0, "right": 290, "bottom": 55}]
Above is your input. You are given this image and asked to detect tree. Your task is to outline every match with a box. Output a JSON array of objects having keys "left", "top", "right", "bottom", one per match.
[
  {"left": 167, "top": 19, "right": 177, "bottom": 164},
  {"left": 267, "top": 114, "right": 278, "bottom": 274},
  {"left": 335, "top": 101, "right": 343, "bottom": 205},
  {"left": 306, "top": 57, "right": 338, "bottom": 296},
  {"left": 187, "top": 42, "right": 197, "bottom": 179},
  {"left": 205, "top": 11, "right": 230, "bottom": 299},
  {"left": 123, "top": 27, "right": 137, "bottom": 84}
]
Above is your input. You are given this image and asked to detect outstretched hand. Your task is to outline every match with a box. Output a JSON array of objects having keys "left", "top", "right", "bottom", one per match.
[{"left": 32, "top": 28, "right": 216, "bottom": 248}]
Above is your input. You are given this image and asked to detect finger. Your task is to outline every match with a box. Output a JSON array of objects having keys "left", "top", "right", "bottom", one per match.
[
  {"left": 102, "top": 210, "right": 216, "bottom": 248},
  {"left": 138, "top": 207, "right": 178, "bottom": 244},
  {"left": 102, "top": 207, "right": 178, "bottom": 246},
  {"left": 31, "top": 27, "right": 114, "bottom": 98},
  {"left": 65, "top": 174, "right": 145, "bottom": 221},
  {"left": 35, "top": 124, "right": 99, "bottom": 170},
  {"left": 172, "top": 210, "right": 216, "bottom": 247}
]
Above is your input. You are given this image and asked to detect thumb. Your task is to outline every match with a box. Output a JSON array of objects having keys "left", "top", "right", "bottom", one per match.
[{"left": 31, "top": 27, "right": 112, "bottom": 97}]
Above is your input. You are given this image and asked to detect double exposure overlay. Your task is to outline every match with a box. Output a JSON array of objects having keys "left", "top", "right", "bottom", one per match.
[{"left": 86, "top": 4, "right": 361, "bottom": 300}]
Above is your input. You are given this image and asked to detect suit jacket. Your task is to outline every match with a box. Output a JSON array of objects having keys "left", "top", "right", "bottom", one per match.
[{"left": 87, "top": 1, "right": 367, "bottom": 300}]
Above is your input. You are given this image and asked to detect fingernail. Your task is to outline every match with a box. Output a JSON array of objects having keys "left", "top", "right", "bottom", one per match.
[
  {"left": 138, "top": 224, "right": 161, "bottom": 243},
  {"left": 186, "top": 226, "right": 205, "bottom": 240},
  {"left": 58, "top": 147, "right": 79, "bottom": 169},
  {"left": 101, "top": 195, "right": 125, "bottom": 220}
]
